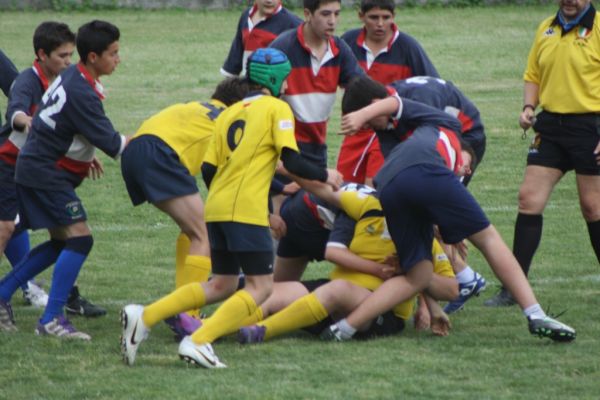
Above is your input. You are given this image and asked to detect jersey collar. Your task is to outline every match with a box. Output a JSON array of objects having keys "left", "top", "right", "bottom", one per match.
[
  {"left": 32, "top": 60, "right": 50, "bottom": 91},
  {"left": 551, "top": 2, "right": 595, "bottom": 34},
  {"left": 296, "top": 24, "right": 340, "bottom": 57},
  {"left": 77, "top": 62, "right": 105, "bottom": 100}
]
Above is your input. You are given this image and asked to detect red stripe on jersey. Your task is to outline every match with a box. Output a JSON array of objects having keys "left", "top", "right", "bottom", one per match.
[
  {"left": 457, "top": 111, "right": 474, "bottom": 133},
  {"left": 32, "top": 60, "right": 50, "bottom": 91},
  {"left": 0, "top": 140, "right": 19, "bottom": 165},
  {"left": 295, "top": 120, "right": 327, "bottom": 144},
  {"left": 285, "top": 66, "right": 342, "bottom": 95},
  {"left": 77, "top": 63, "right": 105, "bottom": 100},
  {"left": 437, "top": 127, "right": 463, "bottom": 173},
  {"left": 242, "top": 28, "right": 279, "bottom": 51},
  {"left": 56, "top": 157, "right": 92, "bottom": 179},
  {"left": 302, "top": 192, "right": 324, "bottom": 227},
  {"left": 363, "top": 61, "right": 412, "bottom": 85}
]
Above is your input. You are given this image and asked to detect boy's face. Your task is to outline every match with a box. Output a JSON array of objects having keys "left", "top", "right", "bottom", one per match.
[
  {"left": 90, "top": 41, "right": 120, "bottom": 77},
  {"left": 38, "top": 42, "right": 75, "bottom": 78},
  {"left": 457, "top": 150, "right": 472, "bottom": 177},
  {"left": 304, "top": 1, "right": 341, "bottom": 40},
  {"left": 359, "top": 7, "right": 394, "bottom": 42},
  {"left": 256, "top": 0, "right": 279, "bottom": 16}
]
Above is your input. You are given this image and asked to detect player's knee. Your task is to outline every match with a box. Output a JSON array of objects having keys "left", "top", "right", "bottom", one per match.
[
  {"left": 0, "top": 221, "right": 15, "bottom": 242},
  {"left": 65, "top": 235, "right": 94, "bottom": 255},
  {"left": 318, "top": 280, "right": 353, "bottom": 306},
  {"left": 517, "top": 188, "right": 545, "bottom": 213},
  {"left": 579, "top": 199, "right": 600, "bottom": 222}
]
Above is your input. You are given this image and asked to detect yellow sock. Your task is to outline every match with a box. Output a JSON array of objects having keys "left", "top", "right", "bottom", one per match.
[
  {"left": 239, "top": 307, "right": 264, "bottom": 327},
  {"left": 175, "top": 233, "right": 191, "bottom": 288},
  {"left": 191, "top": 290, "right": 257, "bottom": 344},
  {"left": 259, "top": 293, "right": 328, "bottom": 340},
  {"left": 142, "top": 282, "right": 205, "bottom": 327},
  {"left": 179, "top": 255, "right": 211, "bottom": 318}
]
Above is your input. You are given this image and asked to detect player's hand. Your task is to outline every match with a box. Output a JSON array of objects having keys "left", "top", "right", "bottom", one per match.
[
  {"left": 88, "top": 157, "right": 104, "bottom": 180},
  {"left": 414, "top": 300, "right": 431, "bottom": 331},
  {"left": 594, "top": 140, "right": 600, "bottom": 165},
  {"left": 519, "top": 108, "right": 535, "bottom": 131},
  {"left": 282, "top": 181, "right": 300, "bottom": 195},
  {"left": 325, "top": 169, "right": 343, "bottom": 191},
  {"left": 431, "top": 310, "right": 451, "bottom": 337},
  {"left": 269, "top": 213, "right": 287, "bottom": 240},
  {"left": 376, "top": 264, "right": 397, "bottom": 280},
  {"left": 340, "top": 111, "right": 367, "bottom": 136}
]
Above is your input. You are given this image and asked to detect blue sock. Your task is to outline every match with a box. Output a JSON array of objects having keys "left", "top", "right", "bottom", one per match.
[
  {"left": 4, "top": 229, "right": 31, "bottom": 291},
  {"left": 41, "top": 236, "right": 93, "bottom": 324},
  {"left": 0, "top": 239, "right": 64, "bottom": 302}
]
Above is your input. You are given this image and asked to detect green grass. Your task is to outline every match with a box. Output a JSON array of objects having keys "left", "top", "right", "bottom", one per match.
[{"left": 1, "top": 5, "right": 600, "bottom": 399}]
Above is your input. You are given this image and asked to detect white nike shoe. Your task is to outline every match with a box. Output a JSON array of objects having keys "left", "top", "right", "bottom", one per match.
[
  {"left": 23, "top": 281, "right": 49, "bottom": 308},
  {"left": 178, "top": 336, "right": 226, "bottom": 369},
  {"left": 120, "top": 304, "right": 150, "bottom": 366}
]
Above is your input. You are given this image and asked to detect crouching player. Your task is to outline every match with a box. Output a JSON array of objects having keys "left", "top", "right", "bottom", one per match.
[
  {"left": 120, "top": 48, "right": 343, "bottom": 368},
  {"left": 0, "top": 21, "right": 126, "bottom": 338},
  {"left": 321, "top": 76, "right": 576, "bottom": 343}
]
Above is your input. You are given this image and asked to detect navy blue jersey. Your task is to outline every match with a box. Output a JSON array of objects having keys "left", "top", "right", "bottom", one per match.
[
  {"left": 15, "top": 63, "right": 125, "bottom": 190},
  {"left": 342, "top": 27, "right": 439, "bottom": 85},
  {"left": 375, "top": 97, "right": 463, "bottom": 191},
  {"left": 0, "top": 62, "right": 50, "bottom": 165},
  {"left": 221, "top": 5, "right": 301, "bottom": 77},
  {"left": 390, "top": 77, "right": 484, "bottom": 142},
  {"left": 0, "top": 50, "right": 18, "bottom": 126}
]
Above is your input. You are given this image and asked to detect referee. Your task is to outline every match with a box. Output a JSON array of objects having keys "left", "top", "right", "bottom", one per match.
[{"left": 486, "top": 0, "right": 600, "bottom": 306}]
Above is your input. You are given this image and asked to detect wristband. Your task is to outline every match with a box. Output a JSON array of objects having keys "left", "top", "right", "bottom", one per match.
[{"left": 522, "top": 104, "right": 536, "bottom": 112}]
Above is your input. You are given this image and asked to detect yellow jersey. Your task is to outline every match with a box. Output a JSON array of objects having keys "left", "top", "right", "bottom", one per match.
[
  {"left": 133, "top": 99, "right": 226, "bottom": 176},
  {"left": 327, "top": 188, "right": 454, "bottom": 320},
  {"left": 204, "top": 93, "right": 298, "bottom": 226}
]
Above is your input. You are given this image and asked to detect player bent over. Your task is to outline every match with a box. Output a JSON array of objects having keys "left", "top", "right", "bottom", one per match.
[
  {"left": 120, "top": 77, "right": 248, "bottom": 328},
  {"left": 120, "top": 48, "right": 343, "bottom": 367},
  {"left": 321, "top": 76, "right": 576, "bottom": 343},
  {"left": 0, "top": 21, "right": 125, "bottom": 338}
]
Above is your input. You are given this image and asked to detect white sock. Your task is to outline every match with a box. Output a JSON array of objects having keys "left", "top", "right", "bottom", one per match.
[
  {"left": 523, "top": 303, "right": 546, "bottom": 320},
  {"left": 336, "top": 319, "right": 357, "bottom": 339},
  {"left": 455, "top": 266, "right": 475, "bottom": 284}
]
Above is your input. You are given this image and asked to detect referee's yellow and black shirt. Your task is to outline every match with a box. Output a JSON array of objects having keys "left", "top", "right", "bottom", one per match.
[{"left": 524, "top": 4, "right": 600, "bottom": 113}]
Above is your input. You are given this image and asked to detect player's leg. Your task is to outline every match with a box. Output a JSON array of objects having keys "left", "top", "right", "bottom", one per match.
[
  {"left": 485, "top": 165, "right": 562, "bottom": 307},
  {"left": 576, "top": 173, "right": 600, "bottom": 263},
  {"left": 273, "top": 256, "right": 309, "bottom": 282},
  {"left": 441, "top": 242, "right": 485, "bottom": 314}
]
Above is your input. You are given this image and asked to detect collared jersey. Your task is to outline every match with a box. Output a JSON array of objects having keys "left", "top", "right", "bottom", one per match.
[
  {"left": 342, "top": 26, "right": 439, "bottom": 85},
  {"left": 204, "top": 93, "right": 298, "bottom": 226},
  {"left": 15, "top": 64, "right": 125, "bottom": 190},
  {"left": 327, "top": 188, "right": 454, "bottom": 320},
  {"left": 0, "top": 61, "right": 51, "bottom": 168},
  {"left": 375, "top": 97, "right": 463, "bottom": 191},
  {"left": 270, "top": 25, "right": 363, "bottom": 161},
  {"left": 221, "top": 4, "right": 301, "bottom": 77},
  {"left": 524, "top": 5, "right": 600, "bottom": 113},
  {"left": 390, "top": 76, "right": 484, "bottom": 140},
  {"left": 133, "top": 99, "right": 226, "bottom": 176}
]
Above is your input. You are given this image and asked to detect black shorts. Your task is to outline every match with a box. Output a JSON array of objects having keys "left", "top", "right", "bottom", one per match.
[
  {"left": 121, "top": 135, "right": 198, "bottom": 206},
  {"left": 528, "top": 111, "right": 600, "bottom": 175},
  {"left": 354, "top": 311, "right": 406, "bottom": 339},
  {"left": 0, "top": 182, "right": 18, "bottom": 221},
  {"left": 16, "top": 184, "right": 87, "bottom": 230}
]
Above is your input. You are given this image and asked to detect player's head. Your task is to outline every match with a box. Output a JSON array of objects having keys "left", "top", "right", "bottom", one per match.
[
  {"left": 342, "top": 76, "right": 388, "bottom": 115},
  {"left": 359, "top": 0, "right": 395, "bottom": 14},
  {"left": 33, "top": 22, "right": 76, "bottom": 77},
  {"left": 77, "top": 20, "right": 120, "bottom": 63},
  {"left": 211, "top": 77, "right": 250, "bottom": 106},
  {"left": 246, "top": 48, "right": 291, "bottom": 97},
  {"left": 255, "top": 0, "right": 280, "bottom": 16},
  {"left": 458, "top": 138, "right": 477, "bottom": 177},
  {"left": 304, "top": 0, "right": 341, "bottom": 39}
]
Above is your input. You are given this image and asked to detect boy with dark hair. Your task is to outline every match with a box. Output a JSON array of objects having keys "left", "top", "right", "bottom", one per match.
[
  {"left": 121, "top": 77, "right": 248, "bottom": 323},
  {"left": 337, "top": 0, "right": 439, "bottom": 186},
  {"left": 0, "top": 22, "right": 107, "bottom": 315},
  {"left": 221, "top": 0, "right": 301, "bottom": 77},
  {"left": 120, "top": 48, "right": 342, "bottom": 368},
  {"left": 269, "top": 0, "right": 363, "bottom": 168},
  {"left": 320, "top": 76, "right": 576, "bottom": 343},
  {"left": 0, "top": 20, "right": 126, "bottom": 338}
]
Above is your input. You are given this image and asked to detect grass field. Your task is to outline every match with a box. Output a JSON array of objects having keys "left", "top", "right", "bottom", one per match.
[{"left": 1, "top": 5, "right": 600, "bottom": 399}]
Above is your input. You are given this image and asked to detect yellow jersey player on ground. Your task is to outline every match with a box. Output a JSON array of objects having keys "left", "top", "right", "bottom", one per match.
[
  {"left": 120, "top": 78, "right": 248, "bottom": 327},
  {"left": 120, "top": 48, "right": 343, "bottom": 368},
  {"left": 236, "top": 184, "right": 458, "bottom": 343}
]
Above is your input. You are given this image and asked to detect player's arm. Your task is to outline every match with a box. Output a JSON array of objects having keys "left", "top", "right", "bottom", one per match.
[
  {"left": 6, "top": 75, "right": 36, "bottom": 132},
  {"left": 425, "top": 274, "right": 459, "bottom": 302},
  {"left": 341, "top": 96, "right": 401, "bottom": 136},
  {"left": 220, "top": 12, "right": 247, "bottom": 77},
  {"left": 325, "top": 245, "right": 396, "bottom": 280},
  {"left": 280, "top": 147, "right": 343, "bottom": 191},
  {"left": 201, "top": 162, "right": 217, "bottom": 189},
  {"left": 0, "top": 50, "right": 18, "bottom": 97},
  {"left": 422, "top": 293, "right": 451, "bottom": 336},
  {"left": 520, "top": 81, "right": 539, "bottom": 130}
]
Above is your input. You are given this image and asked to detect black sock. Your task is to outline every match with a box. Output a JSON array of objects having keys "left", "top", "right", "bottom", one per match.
[
  {"left": 512, "top": 213, "right": 543, "bottom": 277},
  {"left": 586, "top": 220, "right": 600, "bottom": 264}
]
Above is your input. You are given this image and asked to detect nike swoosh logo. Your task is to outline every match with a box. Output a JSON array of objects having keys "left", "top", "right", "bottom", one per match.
[
  {"left": 130, "top": 322, "right": 139, "bottom": 345},
  {"left": 195, "top": 348, "right": 217, "bottom": 367}
]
